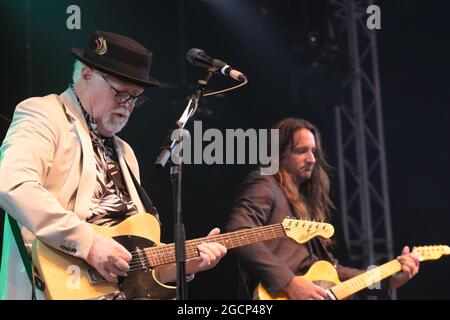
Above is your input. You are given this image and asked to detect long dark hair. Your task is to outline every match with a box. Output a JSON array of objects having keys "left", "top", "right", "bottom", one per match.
[{"left": 272, "top": 118, "right": 334, "bottom": 222}]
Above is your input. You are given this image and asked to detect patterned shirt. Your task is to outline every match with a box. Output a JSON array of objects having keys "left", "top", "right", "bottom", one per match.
[{"left": 71, "top": 86, "right": 138, "bottom": 226}]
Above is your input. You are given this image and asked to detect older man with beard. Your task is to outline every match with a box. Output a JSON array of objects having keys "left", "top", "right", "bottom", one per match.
[{"left": 0, "top": 31, "right": 226, "bottom": 299}]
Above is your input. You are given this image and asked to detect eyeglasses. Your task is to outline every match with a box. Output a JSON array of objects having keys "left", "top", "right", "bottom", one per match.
[{"left": 101, "top": 74, "right": 149, "bottom": 107}]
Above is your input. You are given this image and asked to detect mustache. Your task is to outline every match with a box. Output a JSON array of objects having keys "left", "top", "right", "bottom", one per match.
[
  {"left": 113, "top": 109, "right": 130, "bottom": 117},
  {"left": 301, "top": 163, "right": 314, "bottom": 171}
]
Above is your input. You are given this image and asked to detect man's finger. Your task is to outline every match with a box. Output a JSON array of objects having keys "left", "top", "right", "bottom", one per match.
[
  {"left": 411, "top": 254, "right": 420, "bottom": 265},
  {"left": 199, "top": 251, "right": 211, "bottom": 268},
  {"left": 207, "top": 228, "right": 221, "bottom": 237},
  {"left": 199, "top": 244, "right": 217, "bottom": 265},
  {"left": 401, "top": 261, "right": 418, "bottom": 278},
  {"left": 114, "top": 241, "right": 132, "bottom": 262},
  {"left": 201, "top": 243, "right": 222, "bottom": 258},
  {"left": 312, "top": 292, "right": 325, "bottom": 300},
  {"left": 401, "top": 246, "right": 410, "bottom": 255},
  {"left": 107, "top": 262, "right": 128, "bottom": 277},
  {"left": 114, "top": 257, "right": 130, "bottom": 273},
  {"left": 315, "top": 286, "right": 329, "bottom": 298},
  {"left": 100, "top": 268, "right": 118, "bottom": 283}
]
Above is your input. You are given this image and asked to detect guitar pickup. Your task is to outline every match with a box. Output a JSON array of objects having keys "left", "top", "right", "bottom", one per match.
[{"left": 84, "top": 263, "right": 106, "bottom": 284}]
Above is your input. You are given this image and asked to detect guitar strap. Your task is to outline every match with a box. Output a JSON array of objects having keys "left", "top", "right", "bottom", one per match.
[
  {"left": 6, "top": 213, "right": 36, "bottom": 299},
  {"left": 125, "top": 161, "right": 161, "bottom": 225},
  {"left": 310, "top": 237, "right": 336, "bottom": 264}
]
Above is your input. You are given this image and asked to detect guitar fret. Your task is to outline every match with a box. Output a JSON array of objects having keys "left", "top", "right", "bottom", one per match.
[
  {"left": 143, "top": 224, "right": 287, "bottom": 267},
  {"left": 332, "top": 260, "right": 401, "bottom": 299},
  {"left": 140, "top": 219, "right": 334, "bottom": 270}
]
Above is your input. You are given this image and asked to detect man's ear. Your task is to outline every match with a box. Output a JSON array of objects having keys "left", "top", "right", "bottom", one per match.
[{"left": 81, "top": 66, "right": 93, "bottom": 82}]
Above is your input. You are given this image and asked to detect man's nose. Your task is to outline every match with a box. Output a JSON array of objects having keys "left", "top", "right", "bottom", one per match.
[
  {"left": 308, "top": 152, "right": 316, "bottom": 164},
  {"left": 121, "top": 99, "right": 135, "bottom": 112}
]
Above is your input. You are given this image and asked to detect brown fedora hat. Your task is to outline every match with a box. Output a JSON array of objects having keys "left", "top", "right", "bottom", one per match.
[{"left": 71, "top": 31, "right": 160, "bottom": 87}]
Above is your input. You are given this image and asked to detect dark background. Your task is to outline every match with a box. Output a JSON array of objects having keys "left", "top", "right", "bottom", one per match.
[{"left": 0, "top": 0, "right": 449, "bottom": 299}]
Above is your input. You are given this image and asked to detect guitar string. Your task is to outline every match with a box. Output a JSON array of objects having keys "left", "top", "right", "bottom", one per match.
[
  {"left": 124, "top": 224, "right": 287, "bottom": 270},
  {"left": 120, "top": 226, "right": 285, "bottom": 271},
  {"left": 123, "top": 223, "right": 333, "bottom": 270},
  {"left": 95, "top": 222, "right": 334, "bottom": 273},
  {"left": 123, "top": 246, "right": 442, "bottom": 275},
  {"left": 328, "top": 248, "right": 444, "bottom": 299},
  {"left": 124, "top": 221, "right": 327, "bottom": 258},
  {"left": 124, "top": 230, "right": 335, "bottom": 272},
  {"left": 125, "top": 236, "right": 273, "bottom": 270}
]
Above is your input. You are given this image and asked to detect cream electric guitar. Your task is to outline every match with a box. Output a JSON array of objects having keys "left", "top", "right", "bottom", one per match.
[
  {"left": 32, "top": 212, "right": 334, "bottom": 300},
  {"left": 255, "top": 245, "right": 450, "bottom": 300}
]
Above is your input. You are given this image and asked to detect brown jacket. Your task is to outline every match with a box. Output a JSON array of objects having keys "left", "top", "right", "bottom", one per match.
[{"left": 226, "top": 170, "right": 388, "bottom": 298}]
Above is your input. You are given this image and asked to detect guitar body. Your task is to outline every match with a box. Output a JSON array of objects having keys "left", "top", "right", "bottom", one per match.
[
  {"left": 254, "top": 245, "right": 450, "bottom": 300},
  {"left": 254, "top": 260, "right": 341, "bottom": 300},
  {"left": 31, "top": 213, "right": 337, "bottom": 299},
  {"left": 32, "top": 213, "right": 176, "bottom": 300}
]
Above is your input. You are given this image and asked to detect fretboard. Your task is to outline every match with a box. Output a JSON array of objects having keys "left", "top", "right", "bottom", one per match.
[
  {"left": 331, "top": 259, "right": 401, "bottom": 300},
  {"left": 142, "top": 224, "right": 287, "bottom": 267}
]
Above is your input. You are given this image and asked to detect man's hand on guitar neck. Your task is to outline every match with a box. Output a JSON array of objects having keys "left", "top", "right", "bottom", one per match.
[
  {"left": 389, "top": 246, "right": 420, "bottom": 289},
  {"left": 85, "top": 228, "right": 226, "bottom": 284},
  {"left": 283, "top": 277, "right": 330, "bottom": 300},
  {"left": 86, "top": 232, "right": 132, "bottom": 283},
  {"left": 185, "top": 228, "right": 227, "bottom": 275}
]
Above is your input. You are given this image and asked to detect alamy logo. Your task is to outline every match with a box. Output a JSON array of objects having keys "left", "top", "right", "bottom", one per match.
[
  {"left": 170, "top": 121, "right": 280, "bottom": 175},
  {"left": 66, "top": 5, "right": 81, "bottom": 30},
  {"left": 66, "top": 265, "right": 81, "bottom": 290},
  {"left": 366, "top": 264, "right": 382, "bottom": 290},
  {"left": 366, "top": 5, "right": 381, "bottom": 30}
]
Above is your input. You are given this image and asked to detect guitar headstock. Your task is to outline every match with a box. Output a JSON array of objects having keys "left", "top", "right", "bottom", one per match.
[
  {"left": 413, "top": 245, "right": 450, "bottom": 261},
  {"left": 282, "top": 218, "right": 334, "bottom": 244}
]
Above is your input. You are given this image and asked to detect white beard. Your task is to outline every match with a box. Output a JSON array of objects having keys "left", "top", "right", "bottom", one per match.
[{"left": 101, "top": 113, "right": 128, "bottom": 136}]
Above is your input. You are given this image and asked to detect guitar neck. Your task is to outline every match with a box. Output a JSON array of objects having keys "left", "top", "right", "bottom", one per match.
[
  {"left": 331, "top": 259, "right": 401, "bottom": 300},
  {"left": 143, "top": 224, "right": 287, "bottom": 267}
]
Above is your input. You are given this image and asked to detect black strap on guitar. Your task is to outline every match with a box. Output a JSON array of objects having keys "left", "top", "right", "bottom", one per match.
[
  {"left": 6, "top": 213, "right": 36, "bottom": 299},
  {"left": 125, "top": 161, "right": 161, "bottom": 225}
]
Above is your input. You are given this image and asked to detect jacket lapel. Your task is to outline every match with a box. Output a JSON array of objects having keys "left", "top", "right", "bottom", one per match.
[{"left": 60, "top": 89, "right": 96, "bottom": 218}]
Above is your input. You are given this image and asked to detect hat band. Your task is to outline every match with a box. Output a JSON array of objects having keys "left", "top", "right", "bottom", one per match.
[{"left": 84, "top": 50, "right": 151, "bottom": 81}]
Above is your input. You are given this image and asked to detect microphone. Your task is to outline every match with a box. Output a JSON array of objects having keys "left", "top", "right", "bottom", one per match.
[{"left": 186, "top": 48, "right": 247, "bottom": 82}]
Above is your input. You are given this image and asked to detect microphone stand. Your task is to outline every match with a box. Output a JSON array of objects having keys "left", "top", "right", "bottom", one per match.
[{"left": 155, "top": 70, "right": 214, "bottom": 300}]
